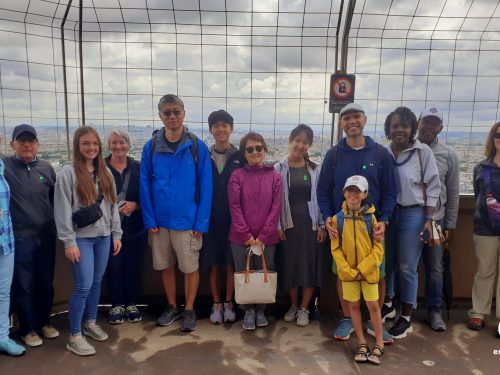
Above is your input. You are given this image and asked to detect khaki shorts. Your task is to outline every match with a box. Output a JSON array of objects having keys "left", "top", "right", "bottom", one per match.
[
  {"left": 149, "top": 228, "right": 202, "bottom": 273},
  {"left": 342, "top": 281, "right": 379, "bottom": 302}
]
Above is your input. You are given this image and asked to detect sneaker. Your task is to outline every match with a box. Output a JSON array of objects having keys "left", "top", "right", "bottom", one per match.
[
  {"left": 427, "top": 311, "right": 446, "bottom": 331},
  {"left": 366, "top": 321, "right": 394, "bottom": 345},
  {"left": 381, "top": 304, "right": 396, "bottom": 322},
  {"left": 66, "top": 336, "right": 96, "bottom": 356},
  {"left": 41, "top": 325, "right": 60, "bottom": 339},
  {"left": 243, "top": 309, "right": 256, "bottom": 330},
  {"left": 296, "top": 308, "right": 310, "bottom": 327},
  {"left": 21, "top": 332, "right": 43, "bottom": 347},
  {"left": 83, "top": 323, "right": 109, "bottom": 341},
  {"left": 256, "top": 310, "right": 269, "bottom": 327},
  {"left": 157, "top": 305, "right": 182, "bottom": 326},
  {"left": 333, "top": 318, "right": 354, "bottom": 341},
  {"left": 284, "top": 305, "right": 298, "bottom": 322},
  {"left": 125, "top": 305, "right": 142, "bottom": 323},
  {"left": 0, "top": 338, "right": 25, "bottom": 356},
  {"left": 223, "top": 302, "right": 236, "bottom": 323},
  {"left": 210, "top": 303, "right": 223, "bottom": 324},
  {"left": 180, "top": 310, "right": 197, "bottom": 332},
  {"left": 389, "top": 316, "right": 413, "bottom": 339},
  {"left": 108, "top": 305, "right": 125, "bottom": 324},
  {"left": 467, "top": 317, "right": 484, "bottom": 331}
]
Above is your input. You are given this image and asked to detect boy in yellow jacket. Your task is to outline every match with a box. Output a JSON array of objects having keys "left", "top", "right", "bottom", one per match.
[{"left": 331, "top": 175, "right": 384, "bottom": 364}]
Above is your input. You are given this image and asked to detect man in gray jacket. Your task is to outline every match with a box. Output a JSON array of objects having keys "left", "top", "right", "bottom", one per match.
[
  {"left": 3, "top": 124, "right": 59, "bottom": 347},
  {"left": 417, "top": 107, "right": 460, "bottom": 331}
]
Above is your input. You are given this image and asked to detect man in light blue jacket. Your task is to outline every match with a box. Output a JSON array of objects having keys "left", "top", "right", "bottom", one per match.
[{"left": 140, "top": 94, "right": 212, "bottom": 332}]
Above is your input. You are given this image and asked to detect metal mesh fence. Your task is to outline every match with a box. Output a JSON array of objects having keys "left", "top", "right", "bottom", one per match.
[{"left": 1, "top": 0, "right": 499, "bottom": 192}]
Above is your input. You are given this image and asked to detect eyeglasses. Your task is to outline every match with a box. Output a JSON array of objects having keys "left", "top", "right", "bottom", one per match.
[
  {"left": 245, "top": 145, "right": 264, "bottom": 154},
  {"left": 16, "top": 138, "right": 38, "bottom": 144},
  {"left": 494, "top": 133, "right": 500, "bottom": 139},
  {"left": 161, "top": 110, "right": 184, "bottom": 117}
]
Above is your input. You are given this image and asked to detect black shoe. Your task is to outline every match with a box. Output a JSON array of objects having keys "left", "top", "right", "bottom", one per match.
[
  {"left": 389, "top": 316, "right": 413, "bottom": 339},
  {"left": 381, "top": 304, "right": 396, "bottom": 322},
  {"left": 180, "top": 310, "right": 197, "bottom": 332}
]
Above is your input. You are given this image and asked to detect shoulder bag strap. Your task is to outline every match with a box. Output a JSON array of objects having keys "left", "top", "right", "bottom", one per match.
[
  {"left": 117, "top": 169, "right": 131, "bottom": 202},
  {"left": 417, "top": 148, "right": 427, "bottom": 206}
]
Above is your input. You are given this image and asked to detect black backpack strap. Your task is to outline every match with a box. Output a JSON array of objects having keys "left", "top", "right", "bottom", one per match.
[{"left": 186, "top": 131, "right": 200, "bottom": 204}]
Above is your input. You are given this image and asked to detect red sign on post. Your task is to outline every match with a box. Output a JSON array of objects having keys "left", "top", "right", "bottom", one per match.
[{"left": 329, "top": 74, "right": 355, "bottom": 113}]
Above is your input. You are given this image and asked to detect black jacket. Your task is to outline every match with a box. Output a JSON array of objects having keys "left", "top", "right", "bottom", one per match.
[
  {"left": 105, "top": 156, "right": 145, "bottom": 239},
  {"left": 207, "top": 146, "right": 245, "bottom": 238},
  {"left": 473, "top": 159, "right": 500, "bottom": 236},
  {"left": 2, "top": 155, "right": 56, "bottom": 237}
]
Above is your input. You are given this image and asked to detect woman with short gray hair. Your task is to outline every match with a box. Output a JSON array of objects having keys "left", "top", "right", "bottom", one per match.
[{"left": 105, "top": 128, "right": 146, "bottom": 325}]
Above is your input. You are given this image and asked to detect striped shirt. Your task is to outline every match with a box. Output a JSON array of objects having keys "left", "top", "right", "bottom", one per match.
[{"left": 0, "top": 159, "right": 15, "bottom": 255}]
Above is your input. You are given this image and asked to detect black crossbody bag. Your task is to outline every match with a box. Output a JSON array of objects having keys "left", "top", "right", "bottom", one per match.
[{"left": 72, "top": 185, "right": 105, "bottom": 228}]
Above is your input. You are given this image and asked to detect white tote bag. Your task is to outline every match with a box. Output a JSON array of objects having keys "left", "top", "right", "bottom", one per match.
[{"left": 234, "top": 247, "right": 277, "bottom": 305}]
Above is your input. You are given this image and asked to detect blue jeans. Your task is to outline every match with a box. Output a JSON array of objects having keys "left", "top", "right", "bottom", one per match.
[
  {"left": 422, "top": 218, "right": 444, "bottom": 313},
  {"left": 69, "top": 236, "right": 110, "bottom": 335},
  {"left": 385, "top": 206, "right": 425, "bottom": 309},
  {"left": 12, "top": 235, "right": 56, "bottom": 336},
  {"left": 0, "top": 251, "right": 14, "bottom": 340},
  {"left": 106, "top": 232, "right": 147, "bottom": 306}
]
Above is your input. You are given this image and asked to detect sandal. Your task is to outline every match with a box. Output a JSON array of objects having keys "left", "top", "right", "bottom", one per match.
[
  {"left": 354, "top": 343, "right": 369, "bottom": 362},
  {"left": 368, "top": 344, "right": 384, "bottom": 365}
]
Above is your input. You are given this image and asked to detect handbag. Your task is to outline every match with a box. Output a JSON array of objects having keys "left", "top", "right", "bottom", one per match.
[
  {"left": 72, "top": 193, "right": 104, "bottom": 228},
  {"left": 234, "top": 246, "right": 277, "bottom": 305},
  {"left": 417, "top": 149, "right": 445, "bottom": 246}
]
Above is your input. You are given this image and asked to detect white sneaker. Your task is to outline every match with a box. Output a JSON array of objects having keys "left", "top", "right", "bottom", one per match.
[
  {"left": 210, "top": 303, "right": 223, "bottom": 324},
  {"left": 83, "top": 323, "right": 108, "bottom": 341},
  {"left": 284, "top": 305, "right": 298, "bottom": 322},
  {"left": 296, "top": 308, "right": 310, "bottom": 327},
  {"left": 223, "top": 302, "right": 236, "bottom": 323},
  {"left": 66, "top": 336, "right": 96, "bottom": 356}
]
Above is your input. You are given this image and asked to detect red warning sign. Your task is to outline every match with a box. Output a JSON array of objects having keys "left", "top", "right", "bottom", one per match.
[{"left": 329, "top": 74, "right": 356, "bottom": 113}]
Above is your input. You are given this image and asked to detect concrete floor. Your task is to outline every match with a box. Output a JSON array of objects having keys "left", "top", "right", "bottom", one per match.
[{"left": 0, "top": 307, "right": 499, "bottom": 375}]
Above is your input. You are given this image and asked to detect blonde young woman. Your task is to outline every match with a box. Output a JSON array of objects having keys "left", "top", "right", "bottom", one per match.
[{"left": 54, "top": 126, "right": 122, "bottom": 356}]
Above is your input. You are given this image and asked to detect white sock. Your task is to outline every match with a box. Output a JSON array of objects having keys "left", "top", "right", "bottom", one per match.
[
  {"left": 384, "top": 301, "right": 393, "bottom": 308},
  {"left": 401, "top": 315, "right": 411, "bottom": 322}
]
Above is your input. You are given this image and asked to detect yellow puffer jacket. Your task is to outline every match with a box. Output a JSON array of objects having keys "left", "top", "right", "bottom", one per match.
[{"left": 331, "top": 202, "right": 384, "bottom": 284}]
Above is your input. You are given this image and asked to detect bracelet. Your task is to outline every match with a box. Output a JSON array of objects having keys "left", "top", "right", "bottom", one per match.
[{"left": 424, "top": 215, "right": 433, "bottom": 220}]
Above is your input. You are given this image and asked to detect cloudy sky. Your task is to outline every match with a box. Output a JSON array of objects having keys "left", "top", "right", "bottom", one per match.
[{"left": 1, "top": 0, "right": 499, "bottom": 154}]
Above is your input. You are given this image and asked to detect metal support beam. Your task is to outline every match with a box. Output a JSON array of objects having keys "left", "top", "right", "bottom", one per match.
[
  {"left": 79, "top": 0, "right": 85, "bottom": 126},
  {"left": 60, "top": 0, "right": 73, "bottom": 160}
]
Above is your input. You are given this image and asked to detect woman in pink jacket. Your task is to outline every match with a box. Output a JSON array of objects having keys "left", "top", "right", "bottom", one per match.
[{"left": 228, "top": 132, "right": 282, "bottom": 331}]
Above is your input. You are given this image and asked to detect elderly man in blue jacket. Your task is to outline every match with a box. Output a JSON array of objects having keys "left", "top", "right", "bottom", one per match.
[
  {"left": 140, "top": 94, "right": 212, "bottom": 332},
  {"left": 318, "top": 103, "right": 397, "bottom": 343}
]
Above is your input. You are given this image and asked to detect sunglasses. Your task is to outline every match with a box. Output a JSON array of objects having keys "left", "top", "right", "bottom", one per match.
[
  {"left": 161, "top": 110, "right": 183, "bottom": 117},
  {"left": 245, "top": 145, "right": 264, "bottom": 154},
  {"left": 494, "top": 133, "right": 500, "bottom": 139}
]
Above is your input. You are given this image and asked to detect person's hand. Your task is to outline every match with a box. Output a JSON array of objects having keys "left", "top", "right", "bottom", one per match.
[
  {"left": 65, "top": 245, "right": 80, "bottom": 263},
  {"left": 244, "top": 237, "right": 255, "bottom": 246},
  {"left": 326, "top": 217, "right": 338, "bottom": 240},
  {"left": 317, "top": 228, "right": 326, "bottom": 243},
  {"left": 112, "top": 240, "right": 122, "bottom": 256},
  {"left": 354, "top": 271, "right": 363, "bottom": 281},
  {"left": 373, "top": 221, "right": 386, "bottom": 242},
  {"left": 254, "top": 238, "right": 264, "bottom": 247},
  {"left": 119, "top": 201, "right": 138, "bottom": 216},
  {"left": 421, "top": 220, "right": 434, "bottom": 246},
  {"left": 278, "top": 229, "right": 286, "bottom": 241},
  {"left": 192, "top": 230, "right": 203, "bottom": 238},
  {"left": 148, "top": 228, "right": 160, "bottom": 233},
  {"left": 444, "top": 228, "right": 454, "bottom": 247}
]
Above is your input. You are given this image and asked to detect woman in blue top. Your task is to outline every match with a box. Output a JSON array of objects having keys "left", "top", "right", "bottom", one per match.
[
  {"left": 0, "top": 157, "right": 25, "bottom": 356},
  {"left": 383, "top": 107, "right": 440, "bottom": 339}
]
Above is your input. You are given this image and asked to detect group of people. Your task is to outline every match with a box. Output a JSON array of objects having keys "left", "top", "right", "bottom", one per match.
[{"left": 0, "top": 94, "right": 499, "bottom": 365}]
